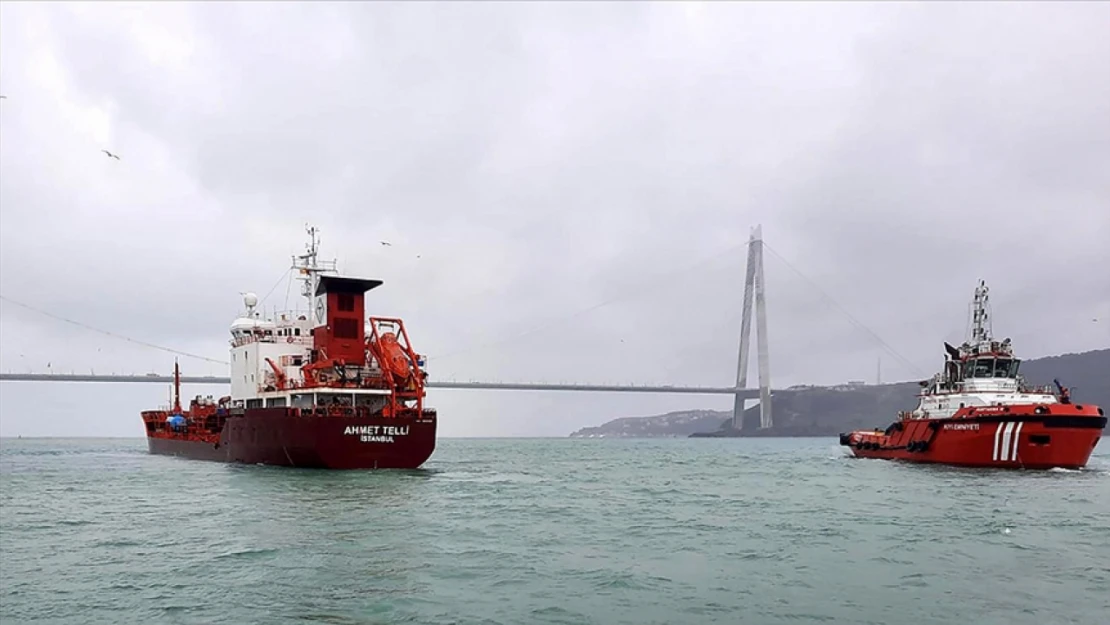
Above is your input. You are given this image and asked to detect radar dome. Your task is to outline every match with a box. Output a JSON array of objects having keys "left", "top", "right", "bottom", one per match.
[{"left": 243, "top": 292, "right": 259, "bottom": 309}]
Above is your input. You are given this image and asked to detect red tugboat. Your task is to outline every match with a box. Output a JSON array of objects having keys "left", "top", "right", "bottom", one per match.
[
  {"left": 839, "top": 281, "right": 1105, "bottom": 470},
  {"left": 140, "top": 226, "right": 437, "bottom": 469}
]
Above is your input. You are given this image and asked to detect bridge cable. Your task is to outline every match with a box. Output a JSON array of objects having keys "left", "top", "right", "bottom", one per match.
[
  {"left": 759, "top": 244, "right": 926, "bottom": 377},
  {"left": 656, "top": 302, "right": 745, "bottom": 387},
  {"left": 0, "top": 294, "right": 230, "bottom": 366},
  {"left": 432, "top": 238, "right": 753, "bottom": 366},
  {"left": 3, "top": 238, "right": 934, "bottom": 379}
]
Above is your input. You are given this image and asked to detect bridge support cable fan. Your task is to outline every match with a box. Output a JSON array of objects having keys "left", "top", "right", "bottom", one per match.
[
  {"left": 0, "top": 294, "right": 229, "bottom": 366},
  {"left": 431, "top": 237, "right": 755, "bottom": 365},
  {"left": 759, "top": 243, "right": 925, "bottom": 378}
]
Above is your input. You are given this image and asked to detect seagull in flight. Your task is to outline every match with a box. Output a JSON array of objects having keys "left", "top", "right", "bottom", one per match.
[
  {"left": 380, "top": 241, "right": 391, "bottom": 246},
  {"left": 102, "top": 149, "right": 120, "bottom": 160}
]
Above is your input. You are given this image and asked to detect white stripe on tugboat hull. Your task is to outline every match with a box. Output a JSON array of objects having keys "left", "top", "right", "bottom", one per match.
[
  {"left": 992, "top": 421, "right": 1024, "bottom": 462},
  {"left": 999, "top": 419, "right": 1007, "bottom": 459},
  {"left": 999, "top": 422, "right": 1015, "bottom": 462},
  {"left": 1008, "top": 422, "right": 1023, "bottom": 462}
]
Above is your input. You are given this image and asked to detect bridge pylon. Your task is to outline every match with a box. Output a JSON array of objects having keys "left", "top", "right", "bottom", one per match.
[{"left": 732, "top": 225, "right": 772, "bottom": 431}]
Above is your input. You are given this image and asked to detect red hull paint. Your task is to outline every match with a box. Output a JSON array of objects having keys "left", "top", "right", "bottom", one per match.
[
  {"left": 146, "top": 408, "right": 437, "bottom": 469},
  {"left": 841, "top": 407, "right": 1106, "bottom": 470}
]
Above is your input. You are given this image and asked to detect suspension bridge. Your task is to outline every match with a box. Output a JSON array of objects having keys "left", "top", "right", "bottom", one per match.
[{"left": 0, "top": 225, "right": 914, "bottom": 431}]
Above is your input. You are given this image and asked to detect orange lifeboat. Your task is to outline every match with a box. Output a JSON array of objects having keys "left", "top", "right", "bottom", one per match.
[{"left": 377, "top": 332, "right": 412, "bottom": 381}]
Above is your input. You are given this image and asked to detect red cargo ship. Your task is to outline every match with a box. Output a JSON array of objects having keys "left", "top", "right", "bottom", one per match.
[
  {"left": 839, "top": 280, "right": 1105, "bottom": 470},
  {"left": 141, "top": 226, "right": 437, "bottom": 469}
]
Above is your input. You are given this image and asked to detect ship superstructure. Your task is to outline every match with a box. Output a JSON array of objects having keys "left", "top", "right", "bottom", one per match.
[{"left": 906, "top": 281, "right": 1060, "bottom": 420}]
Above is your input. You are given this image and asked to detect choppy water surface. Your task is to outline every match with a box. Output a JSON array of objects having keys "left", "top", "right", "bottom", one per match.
[{"left": 1, "top": 437, "right": 1107, "bottom": 625}]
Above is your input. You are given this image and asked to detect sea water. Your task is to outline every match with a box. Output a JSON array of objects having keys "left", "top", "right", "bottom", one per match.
[{"left": 1, "top": 437, "right": 1107, "bottom": 625}]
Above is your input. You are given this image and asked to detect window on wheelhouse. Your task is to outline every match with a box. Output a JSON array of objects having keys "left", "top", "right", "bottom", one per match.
[
  {"left": 968, "top": 358, "right": 994, "bottom": 378},
  {"left": 966, "top": 358, "right": 1020, "bottom": 379},
  {"left": 999, "top": 358, "right": 1020, "bottom": 377}
]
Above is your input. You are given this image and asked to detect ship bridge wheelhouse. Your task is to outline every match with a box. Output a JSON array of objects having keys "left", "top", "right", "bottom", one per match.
[{"left": 963, "top": 357, "right": 1021, "bottom": 379}]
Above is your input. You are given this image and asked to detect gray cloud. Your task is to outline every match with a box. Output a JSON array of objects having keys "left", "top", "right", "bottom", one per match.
[{"left": 2, "top": 2, "right": 1108, "bottom": 437}]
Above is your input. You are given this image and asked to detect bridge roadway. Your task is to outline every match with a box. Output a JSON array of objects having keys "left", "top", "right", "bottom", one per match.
[{"left": 0, "top": 373, "right": 761, "bottom": 397}]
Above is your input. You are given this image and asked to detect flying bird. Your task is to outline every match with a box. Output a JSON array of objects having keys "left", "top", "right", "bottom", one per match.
[
  {"left": 380, "top": 241, "right": 391, "bottom": 246},
  {"left": 102, "top": 149, "right": 120, "bottom": 160}
]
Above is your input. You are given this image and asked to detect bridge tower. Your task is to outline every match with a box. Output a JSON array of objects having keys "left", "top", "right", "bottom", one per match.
[{"left": 732, "top": 225, "right": 772, "bottom": 431}]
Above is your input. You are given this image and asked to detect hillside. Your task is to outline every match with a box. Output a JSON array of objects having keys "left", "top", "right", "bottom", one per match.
[
  {"left": 567, "top": 348, "right": 1110, "bottom": 438},
  {"left": 566, "top": 410, "right": 726, "bottom": 439}
]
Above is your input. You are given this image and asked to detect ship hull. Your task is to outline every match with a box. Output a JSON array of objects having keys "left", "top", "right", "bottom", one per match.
[
  {"left": 840, "top": 413, "right": 1106, "bottom": 470},
  {"left": 146, "top": 408, "right": 437, "bottom": 469}
]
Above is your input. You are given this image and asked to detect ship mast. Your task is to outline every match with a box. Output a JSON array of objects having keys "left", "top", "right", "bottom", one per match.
[
  {"left": 291, "top": 224, "right": 338, "bottom": 311},
  {"left": 970, "top": 279, "right": 991, "bottom": 344},
  {"left": 172, "top": 359, "right": 182, "bottom": 414}
]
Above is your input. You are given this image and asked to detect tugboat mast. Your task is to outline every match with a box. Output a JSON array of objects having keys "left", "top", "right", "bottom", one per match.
[{"left": 970, "top": 279, "right": 991, "bottom": 344}]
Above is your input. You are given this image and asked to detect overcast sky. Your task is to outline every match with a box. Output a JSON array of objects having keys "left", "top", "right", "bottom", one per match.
[{"left": 1, "top": 2, "right": 1108, "bottom": 438}]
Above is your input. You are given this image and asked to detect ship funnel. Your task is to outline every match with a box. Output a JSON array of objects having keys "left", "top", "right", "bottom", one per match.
[{"left": 311, "top": 275, "right": 383, "bottom": 363}]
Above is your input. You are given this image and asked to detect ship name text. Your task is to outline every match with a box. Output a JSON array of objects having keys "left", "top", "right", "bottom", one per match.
[
  {"left": 943, "top": 423, "right": 980, "bottom": 431},
  {"left": 344, "top": 425, "right": 410, "bottom": 443}
]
